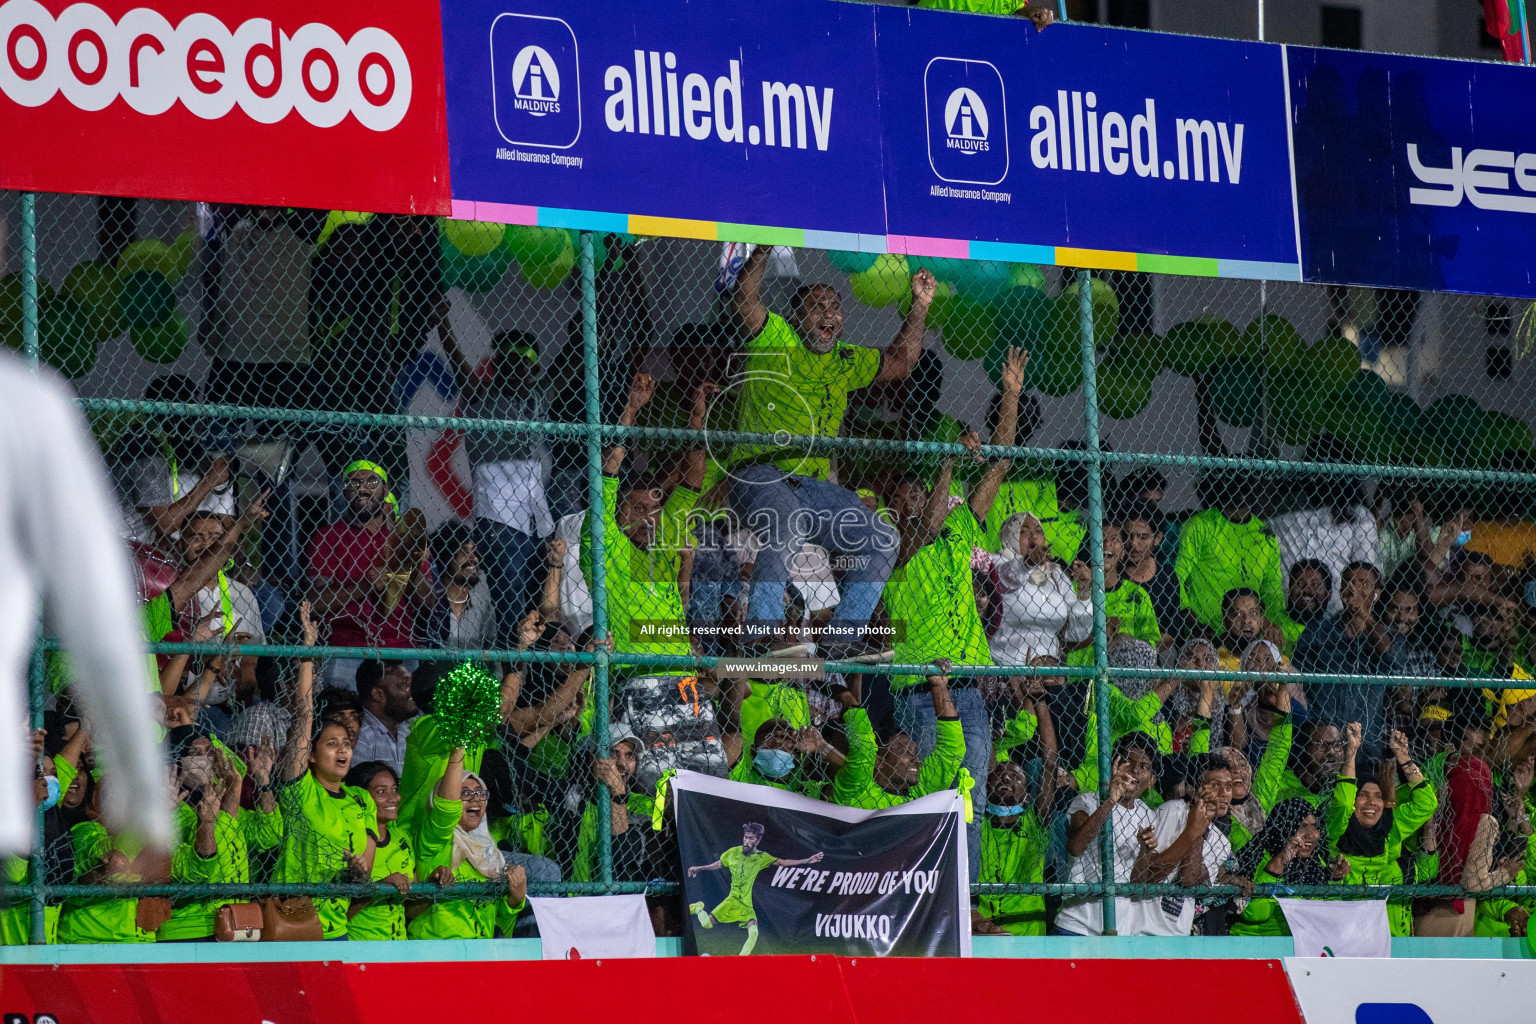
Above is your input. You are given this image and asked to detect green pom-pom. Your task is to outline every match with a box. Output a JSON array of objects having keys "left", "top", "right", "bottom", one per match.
[{"left": 434, "top": 663, "right": 502, "bottom": 750}]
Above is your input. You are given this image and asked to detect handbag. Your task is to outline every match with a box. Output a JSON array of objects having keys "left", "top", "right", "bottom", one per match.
[
  {"left": 215, "top": 902, "right": 264, "bottom": 942},
  {"left": 135, "top": 896, "right": 173, "bottom": 934},
  {"left": 259, "top": 896, "right": 324, "bottom": 942}
]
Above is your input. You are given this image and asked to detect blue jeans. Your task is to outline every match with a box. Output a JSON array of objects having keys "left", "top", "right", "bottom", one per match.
[
  {"left": 506, "top": 851, "right": 562, "bottom": 885},
  {"left": 687, "top": 525, "right": 743, "bottom": 656},
  {"left": 729, "top": 465, "right": 897, "bottom": 635},
  {"left": 326, "top": 657, "right": 365, "bottom": 692},
  {"left": 895, "top": 686, "right": 990, "bottom": 886},
  {"left": 475, "top": 520, "right": 542, "bottom": 644}
]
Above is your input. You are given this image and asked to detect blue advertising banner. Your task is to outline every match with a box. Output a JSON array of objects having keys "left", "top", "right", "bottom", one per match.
[
  {"left": 438, "top": 0, "right": 1536, "bottom": 295},
  {"left": 1289, "top": 46, "right": 1536, "bottom": 298},
  {"left": 875, "top": 10, "right": 1301, "bottom": 270},
  {"left": 441, "top": 0, "right": 887, "bottom": 237}
]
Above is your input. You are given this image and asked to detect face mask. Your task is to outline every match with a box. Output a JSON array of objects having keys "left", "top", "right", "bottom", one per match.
[
  {"left": 754, "top": 748, "right": 795, "bottom": 779},
  {"left": 986, "top": 802, "right": 1025, "bottom": 818},
  {"left": 1455, "top": 530, "right": 1472, "bottom": 547},
  {"left": 40, "top": 775, "right": 60, "bottom": 811}
]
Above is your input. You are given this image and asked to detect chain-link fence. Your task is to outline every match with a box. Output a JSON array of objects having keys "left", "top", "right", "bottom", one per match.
[{"left": 4, "top": 189, "right": 1536, "bottom": 944}]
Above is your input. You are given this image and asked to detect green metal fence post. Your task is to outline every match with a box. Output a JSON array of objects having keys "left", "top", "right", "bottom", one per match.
[
  {"left": 579, "top": 230, "right": 614, "bottom": 888},
  {"left": 1076, "top": 269, "right": 1116, "bottom": 934},
  {"left": 20, "top": 193, "right": 38, "bottom": 369},
  {"left": 27, "top": 641, "right": 46, "bottom": 944}
]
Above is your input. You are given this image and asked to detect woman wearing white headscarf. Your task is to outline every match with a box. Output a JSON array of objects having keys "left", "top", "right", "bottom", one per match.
[
  {"left": 408, "top": 748, "right": 528, "bottom": 939},
  {"left": 990, "top": 511, "right": 1094, "bottom": 666}
]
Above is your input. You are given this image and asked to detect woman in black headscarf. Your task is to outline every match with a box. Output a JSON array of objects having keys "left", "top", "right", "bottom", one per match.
[{"left": 1230, "top": 797, "right": 1345, "bottom": 936}]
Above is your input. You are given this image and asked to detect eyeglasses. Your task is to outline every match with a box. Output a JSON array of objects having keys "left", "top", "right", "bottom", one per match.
[{"left": 461, "top": 789, "right": 489, "bottom": 802}]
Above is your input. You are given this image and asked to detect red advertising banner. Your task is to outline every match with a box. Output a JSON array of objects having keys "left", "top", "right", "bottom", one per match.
[
  {"left": 0, "top": 0, "right": 450, "bottom": 212},
  {"left": 0, "top": 955, "right": 1305, "bottom": 1024}
]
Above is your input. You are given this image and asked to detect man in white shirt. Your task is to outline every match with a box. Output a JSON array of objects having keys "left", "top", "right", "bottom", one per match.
[
  {"left": 1057, "top": 734, "right": 1161, "bottom": 936},
  {"left": 0, "top": 356, "right": 169, "bottom": 853},
  {"left": 1139, "top": 755, "right": 1234, "bottom": 936},
  {"left": 352, "top": 660, "right": 418, "bottom": 775}
]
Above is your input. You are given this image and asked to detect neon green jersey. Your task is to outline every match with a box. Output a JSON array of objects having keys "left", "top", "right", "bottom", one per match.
[
  {"left": 978, "top": 811, "right": 1049, "bottom": 935},
  {"left": 273, "top": 772, "right": 375, "bottom": 939},
  {"left": 159, "top": 803, "right": 279, "bottom": 941},
  {"left": 407, "top": 798, "right": 523, "bottom": 940},
  {"left": 720, "top": 845, "right": 778, "bottom": 916},
  {"left": 886, "top": 507, "right": 992, "bottom": 688},
  {"left": 918, "top": 0, "right": 1030, "bottom": 12},
  {"left": 398, "top": 714, "right": 487, "bottom": 840},
  {"left": 731, "top": 313, "right": 880, "bottom": 481},
  {"left": 1064, "top": 579, "right": 1161, "bottom": 669},
  {"left": 834, "top": 708, "right": 965, "bottom": 809},
  {"left": 1175, "top": 509, "right": 1300, "bottom": 653},
  {"left": 1326, "top": 777, "right": 1438, "bottom": 936},
  {"left": 59, "top": 823, "right": 155, "bottom": 944},
  {"left": 583, "top": 474, "right": 697, "bottom": 662},
  {"left": 348, "top": 824, "right": 416, "bottom": 941},
  {"left": 1, "top": 856, "right": 58, "bottom": 944}
]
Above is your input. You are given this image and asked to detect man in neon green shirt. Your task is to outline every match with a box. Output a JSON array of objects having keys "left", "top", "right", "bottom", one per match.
[
  {"left": 915, "top": 0, "right": 1056, "bottom": 30},
  {"left": 834, "top": 674, "right": 967, "bottom": 810},
  {"left": 884, "top": 347, "right": 1028, "bottom": 882},
  {"left": 583, "top": 372, "right": 710, "bottom": 674},
  {"left": 977, "top": 702, "right": 1060, "bottom": 936},
  {"left": 1064, "top": 520, "right": 1160, "bottom": 670},
  {"left": 1176, "top": 480, "right": 1302, "bottom": 653},
  {"left": 687, "top": 822, "right": 824, "bottom": 954},
  {"left": 728, "top": 245, "right": 936, "bottom": 657},
  {"left": 730, "top": 718, "right": 842, "bottom": 800}
]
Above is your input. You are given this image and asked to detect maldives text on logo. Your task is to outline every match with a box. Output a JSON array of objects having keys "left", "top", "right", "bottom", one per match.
[
  {"left": 925, "top": 57, "right": 1007, "bottom": 185},
  {"left": 491, "top": 13, "right": 579, "bottom": 149},
  {"left": 0, "top": 0, "right": 411, "bottom": 130}
]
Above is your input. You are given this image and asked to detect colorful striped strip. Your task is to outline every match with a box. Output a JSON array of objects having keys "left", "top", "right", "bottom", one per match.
[{"left": 448, "top": 200, "right": 1303, "bottom": 281}]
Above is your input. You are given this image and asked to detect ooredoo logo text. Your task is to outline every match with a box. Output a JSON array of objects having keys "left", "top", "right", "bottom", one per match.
[{"left": 0, "top": 0, "right": 413, "bottom": 130}]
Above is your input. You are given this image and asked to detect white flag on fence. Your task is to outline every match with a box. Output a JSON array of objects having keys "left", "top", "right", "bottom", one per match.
[
  {"left": 398, "top": 290, "right": 492, "bottom": 530},
  {"left": 1277, "top": 898, "right": 1392, "bottom": 958},
  {"left": 529, "top": 895, "right": 655, "bottom": 960}
]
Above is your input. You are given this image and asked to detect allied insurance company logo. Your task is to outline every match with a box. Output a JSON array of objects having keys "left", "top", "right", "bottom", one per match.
[
  {"left": 0, "top": 0, "right": 412, "bottom": 130},
  {"left": 511, "top": 44, "right": 559, "bottom": 114},
  {"left": 491, "top": 12, "right": 580, "bottom": 149},
  {"left": 924, "top": 57, "right": 1007, "bottom": 185},
  {"left": 945, "top": 87, "right": 989, "bottom": 151}
]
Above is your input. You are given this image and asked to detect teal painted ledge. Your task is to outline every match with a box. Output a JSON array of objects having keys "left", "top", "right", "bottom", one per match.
[{"left": 0, "top": 935, "right": 1525, "bottom": 964}]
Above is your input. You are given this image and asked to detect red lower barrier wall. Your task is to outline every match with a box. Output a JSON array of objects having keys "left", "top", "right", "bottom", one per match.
[{"left": 0, "top": 956, "right": 1305, "bottom": 1024}]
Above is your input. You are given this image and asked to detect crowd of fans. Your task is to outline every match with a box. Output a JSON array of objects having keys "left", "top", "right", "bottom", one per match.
[{"left": 6, "top": 212, "right": 1536, "bottom": 946}]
